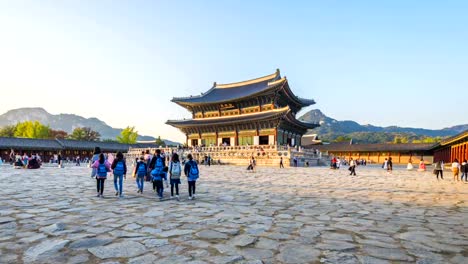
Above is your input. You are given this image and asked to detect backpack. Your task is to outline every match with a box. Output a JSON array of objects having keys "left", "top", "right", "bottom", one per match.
[
  {"left": 188, "top": 161, "right": 199, "bottom": 180},
  {"left": 152, "top": 156, "right": 164, "bottom": 176},
  {"left": 97, "top": 163, "right": 107, "bottom": 177},
  {"left": 113, "top": 161, "right": 125, "bottom": 176},
  {"left": 137, "top": 162, "right": 147, "bottom": 177},
  {"left": 170, "top": 162, "right": 181, "bottom": 178}
]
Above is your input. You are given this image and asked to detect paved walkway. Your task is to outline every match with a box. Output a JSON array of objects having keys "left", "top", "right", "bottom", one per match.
[{"left": 0, "top": 165, "right": 467, "bottom": 263}]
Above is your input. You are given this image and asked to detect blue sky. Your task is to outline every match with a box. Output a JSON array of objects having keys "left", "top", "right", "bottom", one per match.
[{"left": 0, "top": 1, "right": 466, "bottom": 142}]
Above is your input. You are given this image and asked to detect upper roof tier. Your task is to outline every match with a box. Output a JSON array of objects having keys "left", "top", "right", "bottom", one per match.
[{"left": 171, "top": 69, "right": 315, "bottom": 108}]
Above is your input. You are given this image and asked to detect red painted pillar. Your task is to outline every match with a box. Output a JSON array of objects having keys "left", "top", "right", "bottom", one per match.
[{"left": 464, "top": 143, "right": 468, "bottom": 159}]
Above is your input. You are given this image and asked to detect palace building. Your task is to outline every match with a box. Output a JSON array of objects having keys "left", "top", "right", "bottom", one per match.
[{"left": 166, "top": 70, "right": 318, "bottom": 147}]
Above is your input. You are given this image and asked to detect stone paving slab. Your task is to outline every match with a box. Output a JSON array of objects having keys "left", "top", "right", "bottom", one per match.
[{"left": 0, "top": 165, "right": 467, "bottom": 263}]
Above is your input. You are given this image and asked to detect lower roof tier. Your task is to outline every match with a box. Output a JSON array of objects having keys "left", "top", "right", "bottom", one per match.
[{"left": 166, "top": 106, "right": 319, "bottom": 130}]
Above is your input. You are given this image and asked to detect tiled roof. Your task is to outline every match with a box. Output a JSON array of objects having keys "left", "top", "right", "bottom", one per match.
[
  {"left": 171, "top": 70, "right": 315, "bottom": 108},
  {"left": 167, "top": 106, "right": 319, "bottom": 130},
  {"left": 309, "top": 143, "right": 436, "bottom": 152},
  {"left": 439, "top": 130, "right": 468, "bottom": 146},
  {"left": 57, "top": 139, "right": 129, "bottom": 152},
  {"left": 0, "top": 137, "right": 130, "bottom": 152},
  {"left": 0, "top": 137, "right": 62, "bottom": 150},
  {"left": 167, "top": 106, "right": 291, "bottom": 127},
  {"left": 172, "top": 71, "right": 282, "bottom": 104}
]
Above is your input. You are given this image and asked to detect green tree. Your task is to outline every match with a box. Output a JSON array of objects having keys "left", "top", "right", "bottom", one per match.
[
  {"left": 334, "top": 135, "right": 351, "bottom": 142},
  {"left": 0, "top": 125, "right": 16, "bottom": 137},
  {"left": 69, "top": 127, "right": 101, "bottom": 141},
  {"left": 116, "top": 126, "right": 138, "bottom": 144},
  {"left": 13, "top": 121, "right": 50, "bottom": 139},
  {"left": 155, "top": 136, "right": 166, "bottom": 147}
]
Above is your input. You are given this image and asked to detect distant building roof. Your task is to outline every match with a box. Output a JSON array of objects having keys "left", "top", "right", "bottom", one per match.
[
  {"left": 56, "top": 139, "right": 129, "bottom": 152},
  {"left": 310, "top": 143, "right": 436, "bottom": 152},
  {"left": 0, "top": 137, "right": 62, "bottom": 151},
  {"left": 438, "top": 130, "right": 468, "bottom": 146},
  {"left": 171, "top": 69, "right": 315, "bottom": 107},
  {"left": 0, "top": 137, "right": 131, "bottom": 153}
]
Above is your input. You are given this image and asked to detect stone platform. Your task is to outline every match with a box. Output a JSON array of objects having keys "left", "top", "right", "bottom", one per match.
[{"left": 0, "top": 165, "right": 467, "bottom": 263}]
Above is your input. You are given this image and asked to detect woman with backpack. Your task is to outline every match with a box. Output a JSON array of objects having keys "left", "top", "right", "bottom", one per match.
[
  {"left": 150, "top": 149, "right": 166, "bottom": 200},
  {"left": 169, "top": 153, "right": 182, "bottom": 200},
  {"left": 111, "top": 152, "right": 127, "bottom": 197},
  {"left": 135, "top": 156, "right": 147, "bottom": 193},
  {"left": 91, "top": 153, "right": 111, "bottom": 197},
  {"left": 184, "top": 153, "right": 199, "bottom": 200}
]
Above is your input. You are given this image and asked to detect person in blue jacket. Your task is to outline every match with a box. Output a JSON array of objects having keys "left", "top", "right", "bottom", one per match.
[{"left": 184, "top": 154, "right": 199, "bottom": 200}]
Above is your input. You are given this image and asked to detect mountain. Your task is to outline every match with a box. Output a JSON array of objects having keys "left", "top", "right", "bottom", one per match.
[
  {"left": 299, "top": 109, "right": 466, "bottom": 143},
  {"left": 0, "top": 107, "right": 180, "bottom": 145}
]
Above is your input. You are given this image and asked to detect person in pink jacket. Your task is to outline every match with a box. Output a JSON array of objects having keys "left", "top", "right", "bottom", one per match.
[{"left": 91, "top": 153, "right": 111, "bottom": 197}]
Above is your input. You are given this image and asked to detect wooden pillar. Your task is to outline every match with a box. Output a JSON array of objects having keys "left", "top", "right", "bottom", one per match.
[
  {"left": 274, "top": 129, "right": 278, "bottom": 145},
  {"left": 398, "top": 152, "right": 401, "bottom": 163},
  {"left": 463, "top": 143, "right": 468, "bottom": 160}
]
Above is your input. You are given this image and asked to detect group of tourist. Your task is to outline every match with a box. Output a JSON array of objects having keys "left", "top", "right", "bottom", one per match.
[
  {"left": 7, "top": 150, "right": 42, "bottom": 169},
  {"left": 432, "top": 159, "right": 468, "bottom": 182},
  {"left": 90, "top": 147, "right": 200, "bottom": 200}
]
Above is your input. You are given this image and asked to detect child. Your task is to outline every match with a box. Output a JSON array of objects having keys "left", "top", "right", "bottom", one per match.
[
  {"left": 111, "top": 152, "right": 127, "bottom": 197},
  {"left": 135, "top": 157, "right": 147, "bottom": 193},
  {"left": 169, "top": 153, "right": 182, "bottom": 200},
  {"left": 22, "top": 153, "right": 29, "bottom": 168},
  {"left": 150, "top": 149, "right": 166, "bottom": 200},
  {"left": 184, "top": 153, "right": 199, "bottom": 200},
  {"left": 91, "top": 153, "right": 111, "bottom": 197}
]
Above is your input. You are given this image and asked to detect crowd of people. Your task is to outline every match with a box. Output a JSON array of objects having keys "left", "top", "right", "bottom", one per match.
[{"left": 324, "top": 155, "right": 468, "bottom": 181}]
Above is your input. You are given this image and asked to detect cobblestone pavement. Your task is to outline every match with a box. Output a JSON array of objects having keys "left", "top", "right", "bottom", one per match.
[{"left": 0, "top": 165, "right": 467, "bottom": 263}]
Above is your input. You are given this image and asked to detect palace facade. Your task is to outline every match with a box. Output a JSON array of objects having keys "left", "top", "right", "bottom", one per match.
[{"left": 166, "top": 70, "right": 318, "bottom": 147}]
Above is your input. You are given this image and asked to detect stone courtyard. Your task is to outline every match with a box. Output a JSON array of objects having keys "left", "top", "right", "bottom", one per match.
[{"left": 0, "top": 164, "right": 467, "bottom": 264}]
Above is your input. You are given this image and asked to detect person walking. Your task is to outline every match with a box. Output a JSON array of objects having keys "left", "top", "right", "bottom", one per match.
[
  {"left": 135, "top": 157, "right": 147, "bottom": 193},
  {"left": 349, "top": 158, "right": 356, "bottom": 176},
  {"left": 387, "top": 157, "right": 393, "bottom": 174},
  {"left": 169, "top": 153, "right": 182, "bottom": 200},
  {"left": 150, "top": 149, "right": 166, "bottom": 200},
  {"left": 111, "top": 152, "right": 127, "bottom": 197},
  {"left": 451, "top": 159, "right": 461, "bottom": 182},
  {"left": 184, "top": 153, "right": 199, "bottom": 200},
  {"left": 144, "top": 150, "right": 153, "bottom": 182},
  {"left": 433, "top": 160, "right": 444, "bottom": 180},
  {"left": 382, "top": 158, "right": 388, "bottom": 170},
  {"left": 91, "top": 153, "right": 111, "bottom": 197},
  {"left": 280, "top": 157, "right": 284, "bottom": 168},
  {"left": 461, "top": 160, "right": 468, "bottom": 182},
  {"left": 90, "top": 147, "right": 101, "bottom": 181}
]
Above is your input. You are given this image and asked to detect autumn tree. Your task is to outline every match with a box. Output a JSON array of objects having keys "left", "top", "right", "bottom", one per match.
[
  {"left": 13, "top": 121, "right": 50, "bottom": 139},
  {"left": 116, "top": 126, "right": 138, "bottom": 144},
  {"left": 69, "top": 127, "right": 101, "bottom": 141},
  {"left": 393, "top": 135, "right": 409, "bottom": 144},
  {"left": 334, "top": 135, "right": 351, "bottom": 142}
]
